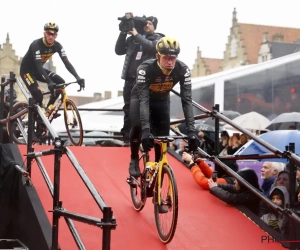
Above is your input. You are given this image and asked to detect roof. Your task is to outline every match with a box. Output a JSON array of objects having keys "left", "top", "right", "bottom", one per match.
[
  {"left": 202, "top": 58, "right": 222, "bottom": 74},
  {"left": 270, "top": 41, "right": 300, "bottom": 59},
  {"left": 238, "top": 23, "right": 300, "bottom": 64}
]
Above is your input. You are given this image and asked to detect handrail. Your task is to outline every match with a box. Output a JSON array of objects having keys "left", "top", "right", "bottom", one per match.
[
  {"left": 171, "top": 123, "right": 300, "bottom": 223},
  {"left": 1, "top": 74, "right": 117, "bottom": 250},
  {"left": 171, "top": 89, "right": 300, "bottom": 245}
]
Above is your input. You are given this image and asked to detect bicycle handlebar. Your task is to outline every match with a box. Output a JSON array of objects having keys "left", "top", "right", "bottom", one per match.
[
  {"left": 55, "top": 81, "right": 82, "bottom": 91},
  {"left": 43, "top": 81, "right": 83, "bottom": 96},
  {"left": 152, "top": 136, "right": 188, "bottom": 143}
]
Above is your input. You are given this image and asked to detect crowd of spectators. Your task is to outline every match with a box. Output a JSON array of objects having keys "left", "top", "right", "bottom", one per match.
[{"left": 168, "top": 122, "right": 300, "bottom": 246}]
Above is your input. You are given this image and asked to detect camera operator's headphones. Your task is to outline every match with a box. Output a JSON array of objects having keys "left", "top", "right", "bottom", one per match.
[{"left": 156, "top": 37, "right": 180, "bottom": 75}]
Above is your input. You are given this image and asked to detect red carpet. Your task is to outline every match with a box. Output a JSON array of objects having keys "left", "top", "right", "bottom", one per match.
[{"left": 18, "top": 145, "right": 284, "bottom": 250}]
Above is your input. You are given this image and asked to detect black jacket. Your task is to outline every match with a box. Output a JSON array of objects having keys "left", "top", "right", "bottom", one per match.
[
  {"left": 115, "top": 32, "right": 164, "bottom": 80},
  {"left": 131, "top": 59, "right": 195, "bottom": 132},
  {"left": 210, "top": 184, "right": 261, "bottom": 215},
  {"left": 21, "top": 38, "right": 79, "bottom": 85}
]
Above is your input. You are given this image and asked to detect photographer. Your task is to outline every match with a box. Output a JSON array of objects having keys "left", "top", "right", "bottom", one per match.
[{"left": 115, "top": 14, "right": 164, "bottom": 144}]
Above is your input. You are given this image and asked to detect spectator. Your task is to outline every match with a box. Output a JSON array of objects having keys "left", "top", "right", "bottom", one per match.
[
  {"left": 298, "top": 167, "right": 300, "bottom": 186},
  {"left": 227, "top": 134, "right": 241, "bottom": 155},
  {"left": 288, "top": 125, "right": 297, "bottom": 130},
  {"left": 198, "top": 130, "right": 215, "bottom": 156},
  {"left": 219, "top": 130, "right": 230, "bottom": 152},
  {"left": 259, "top": 170, "right": 297, "bottom": 217},
  {"left": 260, "top": 186, "right": 289, "bottom": 239},
  {"left": 239, "top": 133, "right": 248, "bottom": 147},
  {"left": 115, "top": 15, "right": 164, "bottom": 143},
  {"left": 182, "top": 151, "right": 238, "bottom": 189},
  {"left": 295, "top": 186, "right": 300, "bottom": 247},
  {"left": 286, "top": 163, "right": 300, "bottom": 186},
  {"left": 176, "top": 139, "right": 188, "bottom": 156},
  {"left": 261, "top": 162, "right": 285, "bottom": 196},
  {"left": 208, "top": 168, "right": 262, "bottom": 215}
]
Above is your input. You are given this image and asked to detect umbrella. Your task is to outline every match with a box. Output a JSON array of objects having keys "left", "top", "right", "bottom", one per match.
[
  {"left": 265, "top": 112, "right": 300, "bottom": 130},
  {"left": 235, "top": 130, "right": 300, "bottom": 162},
  {"left": 224, "top": 111, "right": 270, "bottom": 131},
  {"left": 204, "top": 110, "right": 241, "bottom": 126},
  {"left": 195, "top": 123, "right": 216, "bottom": 132}
]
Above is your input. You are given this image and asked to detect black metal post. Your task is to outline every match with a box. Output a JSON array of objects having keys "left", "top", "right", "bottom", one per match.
[
  {"left": 102, "top": 207, "right": 113, "bottom": 250},
  {"left": 27, "top": 98, "right": 35, "bottom": 178},
  {"left": 289, "top": 143, "right": 296, "bottom": 206},
  {"left": 8, "top": 72, "right": 15, "bottom": 143},
  {"left": 51, "top": 137, "right": 64, "bottom": 250},
  {"left": 288, "top": 142, "right": 296, "bottom": 248},
  {"left": 0, "top": 76, "right": 6, "bottom": 143},
  {"left": 213, "top": 104, "right": 220, "bottom": 155}
]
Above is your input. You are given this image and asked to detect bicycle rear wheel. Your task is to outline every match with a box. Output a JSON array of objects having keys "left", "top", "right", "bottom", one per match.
[
  {"left": 154, "top": 164, "right": 178, "bottom": 244},
  {"left": 6, "top": 101, "right": 29, "bottom": 144},
  {"left": 129, "top": 154, "right": 148, "bottom": 211},
  {"left": 64, "top": 99, "right": 83, "bottom": 146}
]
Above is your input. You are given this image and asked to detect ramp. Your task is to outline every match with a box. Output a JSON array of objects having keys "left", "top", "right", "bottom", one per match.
[{"left": 18, "top": 145, "right": 284, "bottom": 250}]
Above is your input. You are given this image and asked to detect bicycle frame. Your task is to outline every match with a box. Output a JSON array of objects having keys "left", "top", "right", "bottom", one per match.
[
  {"left": 48, "top": 88, "right": 68, "bottom": 122},
  {"left": 47, "top": 84, "right": 77, "bottom": 126},
  {"left": 146, "top": 140, "right": 170, "bottom": 206}
]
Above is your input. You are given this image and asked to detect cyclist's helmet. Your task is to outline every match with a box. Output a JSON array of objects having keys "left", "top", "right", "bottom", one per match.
[
  {"left": 156, "top": 37, "right": 180, "bottom": 57},
  {"left": 44, "top": 22, "right": 59, "bottom": 33}
]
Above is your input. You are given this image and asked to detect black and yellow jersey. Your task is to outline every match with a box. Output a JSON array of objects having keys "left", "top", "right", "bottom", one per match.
[
  {"left": 20, "top": 38, "right": 79, "bottom": 85},
  {"left": 131, "top": 58, "right": 195, "bottom": 132}
]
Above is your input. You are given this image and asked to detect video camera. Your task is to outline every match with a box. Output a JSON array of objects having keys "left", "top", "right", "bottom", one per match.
[{"left": 118, "top": 12, "right": 148, "bottom": 35}]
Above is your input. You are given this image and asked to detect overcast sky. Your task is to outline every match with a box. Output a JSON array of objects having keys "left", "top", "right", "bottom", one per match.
[{"left": 1, "top": 0, "right": 300, "bottom": 98}]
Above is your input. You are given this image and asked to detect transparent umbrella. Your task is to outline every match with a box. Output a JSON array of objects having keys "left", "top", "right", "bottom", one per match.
[
  {"left": 224, "top": 111, "right": 270, "bottom": 131},
  {"left": 265, "top": 112, "right": 300, "bottom": 130}
]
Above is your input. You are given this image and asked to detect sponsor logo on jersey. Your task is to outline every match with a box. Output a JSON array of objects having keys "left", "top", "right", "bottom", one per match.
[
  {"left": 61, "top": 48, "right": 67, "bottom": 57},
  {"left": 184, "top": 68, "right": 191, "bottom": 77},
  {"left": 41, "top": 53, "right": 54, "bottom": 63},
  {"left": 165, "top": 76, "right": 173, "bottom": 81},
  {"left": 138, "top": 69, "right": 146, "bottom": 75},
  {"left": 35, "top": 50, "right": 40, "bottom": 54},
  {"left": 149, "top": 82, "right": 173, "bottom": 92},
  {"left": 25, "top": 78, "right": 31, "bottom": 85},
  {"left": 26, "top": 73, "right": 34, "bottom": 84},
  {"left": 138, "top": 75, "right": 145, "bottom": 79},
  {"left": 156, "top": 77, "right": 162, "bottom": 82}
]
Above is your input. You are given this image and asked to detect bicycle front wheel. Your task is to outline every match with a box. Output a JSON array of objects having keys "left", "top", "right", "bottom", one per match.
[
  {"left": 154, "top": 164, "right": 178, "bottom": 244},
  {"left": 6, "top": 101, "right": 29, "bottom": 144},
  {"left": 64, "top": 99, "right": 83, "bottom": 146}
]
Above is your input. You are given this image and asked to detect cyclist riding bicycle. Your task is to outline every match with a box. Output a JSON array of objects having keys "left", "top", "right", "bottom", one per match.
[
  {"left": 20, "top": 22, "right": 85, "bottom": 113},
  {"left": 128, "top": 37, "right": 200, "bottom": 177}
]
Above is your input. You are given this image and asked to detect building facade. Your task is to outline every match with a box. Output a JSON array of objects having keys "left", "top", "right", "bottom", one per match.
[
  {"left": 0, "top": 34, "right": 110, "bottom": 105},
  {"left": 191, "top": 8, "right": 300, "bottom": 77}
]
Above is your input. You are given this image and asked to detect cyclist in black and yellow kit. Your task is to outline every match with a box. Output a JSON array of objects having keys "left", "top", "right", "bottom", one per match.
[
  {"left": 20, "top": 22, "right": 85, "bottom": 111},
  {"left": 128, "top": 37, "right": 200, "bottom": 177}
]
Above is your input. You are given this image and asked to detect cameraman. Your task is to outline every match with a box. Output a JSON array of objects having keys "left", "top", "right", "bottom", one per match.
[{"left": 115, "top": 15, "right": 164, "bottom": 144}]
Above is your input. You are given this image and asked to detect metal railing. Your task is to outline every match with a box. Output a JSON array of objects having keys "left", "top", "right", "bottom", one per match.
[
  {"left": 0, "top": 72, "right": 117, "bottom": 250},
  {"left": 171, "top": 89, "right": 300, "bottom": 248}
]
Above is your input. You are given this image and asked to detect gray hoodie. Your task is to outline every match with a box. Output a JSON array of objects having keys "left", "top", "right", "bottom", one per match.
[{"left": 260, "top": 186, "right": 289, "bottom": 232}]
